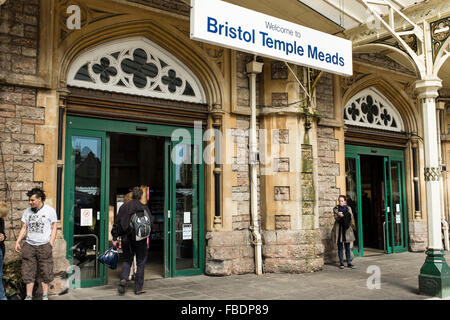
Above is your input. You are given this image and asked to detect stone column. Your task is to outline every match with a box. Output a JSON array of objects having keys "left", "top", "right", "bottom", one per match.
[
  {"left": 210, "top": 106, "right": 225, "bottom": 230},
  {"left": 415, "top": 79, "right": 450, "bottom": 298}
]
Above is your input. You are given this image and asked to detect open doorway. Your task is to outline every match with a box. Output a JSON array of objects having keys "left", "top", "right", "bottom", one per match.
[
  {"left": 359, "top": 155, "right": 385, "bottom": 255},
  {"left": 107, "top": 133, "right": 166, "bottom": 283}
]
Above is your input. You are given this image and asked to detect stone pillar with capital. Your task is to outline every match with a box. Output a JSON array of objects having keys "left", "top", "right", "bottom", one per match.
[
  {"left": 415, "top": 78, "right": 450, "bottom": 298},
  {"left": 210, "top": 105, "right": 225, "bottom": 229}
]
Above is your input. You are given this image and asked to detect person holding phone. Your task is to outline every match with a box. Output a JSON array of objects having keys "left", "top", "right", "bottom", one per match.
[{"left": 332, "top": 195, "right": 356, "bottom": 269}]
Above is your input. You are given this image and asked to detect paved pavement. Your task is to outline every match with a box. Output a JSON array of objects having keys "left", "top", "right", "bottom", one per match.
[{"left": 51, "top": 251, "right": 448, "bottom": 300}]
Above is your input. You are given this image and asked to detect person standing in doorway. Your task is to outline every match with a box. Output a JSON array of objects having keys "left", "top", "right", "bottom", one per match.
[
  {"left": 0, "top": 202, "right": 8, "bottom": 300},
  {"left": 332, "top": 195, "right": 356, "bottom": 269},
  {"left": 14, "top": 188, "right": 57, "bottom": 300},
  {"left": 112, "top": 187, "right": 153, "bottom": 295}
]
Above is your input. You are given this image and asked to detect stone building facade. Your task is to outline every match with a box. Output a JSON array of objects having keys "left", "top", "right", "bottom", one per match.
[
  {"left": 0, "top": 0, "right": 70, "bottom": 294},
  {"left": 0, "top": 0, "right": 449, "bottom": 294}
]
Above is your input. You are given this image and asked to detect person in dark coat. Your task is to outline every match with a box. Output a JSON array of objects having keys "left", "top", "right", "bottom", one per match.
[
  {"left": 112, "top": 187, "right": 153, "bottom": 295},
  {"left": 0, "top": 202, "right": 8, "bottom": 300},
  {"left": 332, "top": 195, "right": 356, "bottom": 269}
]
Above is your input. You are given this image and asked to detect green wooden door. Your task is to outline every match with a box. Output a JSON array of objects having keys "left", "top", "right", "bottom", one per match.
[
  {"left": 345, "top": 145, "right": 408, "bottom": 256},
  {"left": 63, "top": 129, "right": 108, "bottom": 287}
]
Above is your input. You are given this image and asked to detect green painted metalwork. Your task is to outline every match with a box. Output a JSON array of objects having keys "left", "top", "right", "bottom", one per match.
[
  {"left": 64, "top": 116, "right": 205, "bottom": 286},
  {"left": 345, "top": 144, "right": 408, "bottom": 257},
  {"left": 383, "top": 157, "right": 392, "bottom": 254},
  {"left": 63, "top": 129, "right": 107, "bottom": 288},
  {"left": 164, "top": 140, "right": 171, "bottom": 278},
  {"left": 419, "top": 250, "right": 450, "bottom": 298}
]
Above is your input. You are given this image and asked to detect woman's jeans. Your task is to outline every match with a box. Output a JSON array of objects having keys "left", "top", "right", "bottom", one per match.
[
  {"left": 337, "top": 242, "right": 351, "bottom": 265},
  {"left": 0, "top": 250, "right": 7, "bottom": 300}
]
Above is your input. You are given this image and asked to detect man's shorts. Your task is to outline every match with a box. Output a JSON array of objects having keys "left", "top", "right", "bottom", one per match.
[{"left": 21, "top": 242, "right": 54, "bottom": 284}]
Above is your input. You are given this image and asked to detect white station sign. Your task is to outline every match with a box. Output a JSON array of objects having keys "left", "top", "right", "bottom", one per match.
[{"left": 190, "top": 0, "right": 352, "bottom": 76}]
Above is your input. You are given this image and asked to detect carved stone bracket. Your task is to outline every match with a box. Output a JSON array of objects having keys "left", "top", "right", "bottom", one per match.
[
  {"left": 210, "top": 105, "right": 225, "bottom": 128},
  {"left": 57, "top": 85, "right": 71, "bottom": 109},
  {"left": 424, "top": 167, "right": 442, "bottom": 181}
]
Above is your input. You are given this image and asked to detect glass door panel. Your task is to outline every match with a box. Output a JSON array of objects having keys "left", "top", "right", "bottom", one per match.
[
  {"left": 171, "top": 143, "right": 199, "bottom": 274},
  {"left": 391, "top": 161, "right": 404, "bottom": 249},
  {"left": 383, "top": 157, "right": 392, "bottom": 253},
  {"left": 345, "top": 157, "right": 360, "bottom": 255},
  {"left": 164, "top": 140, "right": 171, "bottom": 277},
  {"left": 65, "top": 132, "right": 106, "bottom": 286}
]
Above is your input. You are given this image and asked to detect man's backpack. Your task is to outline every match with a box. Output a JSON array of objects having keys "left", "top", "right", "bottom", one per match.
[{"left": 128, "top": 208, "right": 152, "bottom": 241}]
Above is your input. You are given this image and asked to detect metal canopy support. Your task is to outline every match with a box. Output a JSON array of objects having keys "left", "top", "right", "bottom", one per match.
[
  {"left": 358, "top": 0, "right": 450, "bottom": 298},
  {"left": 360, "top": 0, "right": 425, "bottom": 75}
]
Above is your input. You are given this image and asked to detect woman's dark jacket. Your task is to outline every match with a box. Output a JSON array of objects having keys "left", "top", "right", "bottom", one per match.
[
  {"left": 331, "top": 205, "right": 355, "bottom": 244},
  {"left": 111, "top": 199, "right": 154, "bottom": 242}
]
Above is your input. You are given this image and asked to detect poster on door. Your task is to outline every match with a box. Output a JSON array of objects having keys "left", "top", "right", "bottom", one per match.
[
  {"left": 80, "top": 208, "right": 93, "bottom": 226},
  {"left": 183, "top": 224, "right": 192, "bottom": 240}
]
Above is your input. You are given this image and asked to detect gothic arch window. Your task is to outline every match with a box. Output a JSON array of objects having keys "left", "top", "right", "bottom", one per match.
[
  {"left": 67, "top": 36, "right": 206, "bottom": 104},
  {"left": 344, "top": 87, "right": 405, "bottom": 132}
]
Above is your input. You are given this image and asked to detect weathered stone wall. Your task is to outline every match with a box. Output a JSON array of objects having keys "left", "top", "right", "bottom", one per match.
[
  {"left": 0, "top": 0, "right": 70, "bottom": 295},
  {"left": 314, "top": 69, "right": 342, "bottom": 262},
  {"left": 0, "top": 84, "right": 42, "bottom": 245},
  {"left": 206, "top": 114, "right": 261, "bottom": 276},
  {"left": 317, "top": 126, "right": 341, "bottom": 263},
  {"left": 231, "top": 115, "right": 261, "bottom": 230},
  {"left": 409, "top": 221, "right": 427, "bottom": 251},
  {"left": 205, "top": 231, "right": 255, "bottom": 276},
  {"left": 0, "top": 0, "right": 41, "bottom": 259},
  {"left": 262, "top": 229, "right": 323, "bottom": 273},
  {"left": 236, "top": 52, "right": 262, "bottom": 109},
  {"left": 206, "top": 50, "right": 263, "bottom": 274},
  {"left": 207, "top": 48, "right": 264, "bottom": 275},
  {"left": 316, "top": 72, "right": 334, "bottom": 120},
  {"left": 0, "top": 0, "right": 39, "bottom": 81}
]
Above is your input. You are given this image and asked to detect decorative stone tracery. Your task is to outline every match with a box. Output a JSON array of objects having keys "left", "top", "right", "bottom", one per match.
[
  {"left": 67, "top": 37, "right": 206, "bottom": 103},
  {"left": 344, "top": 87, "right": 405, "bottom": 132}
]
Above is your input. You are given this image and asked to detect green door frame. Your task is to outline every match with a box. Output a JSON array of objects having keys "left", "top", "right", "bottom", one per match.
[
  {"left": 345, "top": 144, "right": 408, "bottom": 257},
  {"left": 168, "top": 141, "right": 204, "bottom": 277},
  {"left": 164, "top": 137, "right": 205, "bottom": 277},
  {"left": 64, "top": 116, "right": 205, "bottom": 287},
  {"left": 386, "top": 159, "right": 407, "bottom": 253},
  {"left": 63, "top": 129, "right": 108, "bottom": 287}
]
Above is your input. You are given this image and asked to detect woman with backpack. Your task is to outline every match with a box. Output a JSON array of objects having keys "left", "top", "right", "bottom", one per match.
[{"left": 112, "top": 187, "right": 153, "bottom": 295}]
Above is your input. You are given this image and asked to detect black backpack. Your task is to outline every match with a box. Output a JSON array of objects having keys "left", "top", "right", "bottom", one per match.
[{"left": 128, "top": 208, "right": 152, "bottom": 241}]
